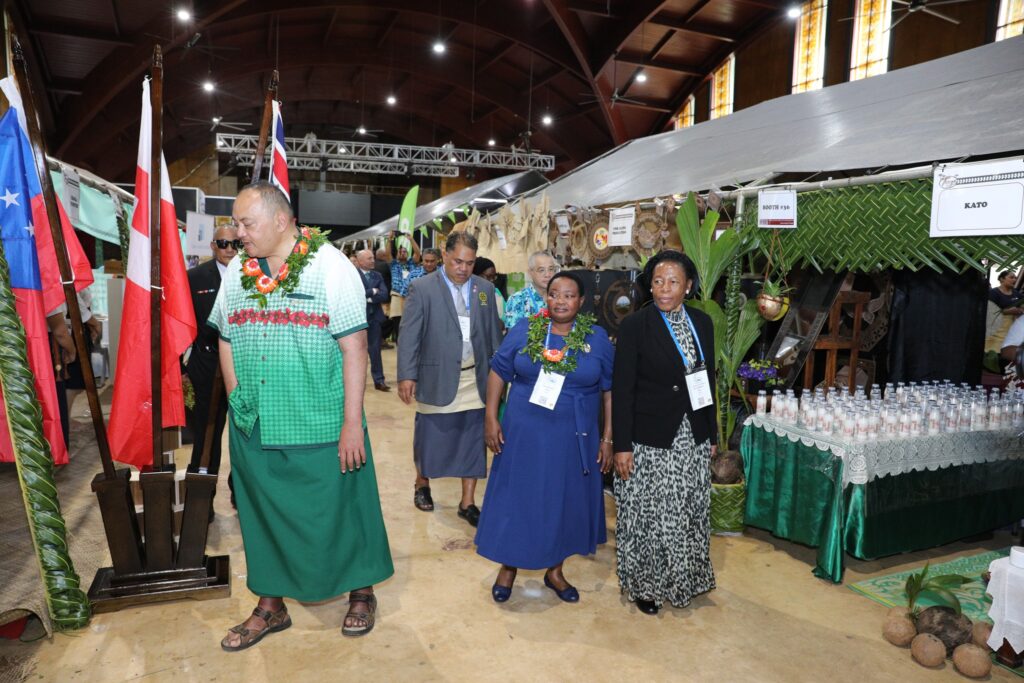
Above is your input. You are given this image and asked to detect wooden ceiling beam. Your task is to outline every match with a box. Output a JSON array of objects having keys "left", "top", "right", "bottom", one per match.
[
  {"left": 648, "top": 12, "right": 739, "bottom": 43},
  {"left": 477, "top": 40, "right": 515, "bottom": 75},
  {"left": 29, "top": 23, "right": 133, "bottom": 47},
  {"left": 376, "top": 11, "right": 400, "bottom": 48},
  {"left": 323, "top": 9, "right": 340, "bottom": 48},
  {"left": 616, "top": 54, "right": 702, "bottom": 76},
  {"left": 567, "top": 0, "right": 617, "bottom": 18}
]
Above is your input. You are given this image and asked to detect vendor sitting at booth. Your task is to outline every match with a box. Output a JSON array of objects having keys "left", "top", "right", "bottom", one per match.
[{"left": 504, "top": 250, "right": 557, "bottom": 329}]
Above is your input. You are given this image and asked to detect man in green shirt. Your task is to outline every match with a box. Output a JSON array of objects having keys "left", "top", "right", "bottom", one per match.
[{"left": 210, "top": 182, "right": 393, "bottom": 650}]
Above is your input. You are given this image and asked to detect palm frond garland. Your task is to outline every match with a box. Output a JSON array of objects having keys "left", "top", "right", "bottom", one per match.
[
  {"left": 0, "top": 245, "right": 90, "bottom": 630},
  {"left": 746, "top": 178, "right": 1024, "bottom": 273}
]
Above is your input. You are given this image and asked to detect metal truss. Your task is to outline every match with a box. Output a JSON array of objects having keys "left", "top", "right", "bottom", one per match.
[{"left": 217, "top": 133, "right": 554, "bottom": 175}]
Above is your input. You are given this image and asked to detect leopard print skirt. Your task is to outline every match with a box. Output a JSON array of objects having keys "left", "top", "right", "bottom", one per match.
[{"left": 614, "top": 416, "right": 716, "bottom": 608}]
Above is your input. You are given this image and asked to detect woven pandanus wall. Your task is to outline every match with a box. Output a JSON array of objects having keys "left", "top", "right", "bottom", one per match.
[{"left": 746, "top": 178, "right": 1024, "bottom": 273}]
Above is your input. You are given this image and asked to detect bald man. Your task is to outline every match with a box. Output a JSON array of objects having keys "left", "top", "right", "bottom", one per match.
[{"left": 357, "top": 249, "right": 391, "bottom": 391}]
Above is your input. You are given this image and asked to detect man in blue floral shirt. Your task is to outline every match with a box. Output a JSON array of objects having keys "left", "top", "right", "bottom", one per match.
[
  {"left": 384, "top": 233, "right": 425, "bottom": 343},
  {"left": 504, "top": 250, "right": 558, "bottom": 329}
]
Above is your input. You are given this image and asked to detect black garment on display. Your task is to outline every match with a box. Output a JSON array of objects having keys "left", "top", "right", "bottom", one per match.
[{"left": 888, "top": 268, "right": 986, "bottom": 385}]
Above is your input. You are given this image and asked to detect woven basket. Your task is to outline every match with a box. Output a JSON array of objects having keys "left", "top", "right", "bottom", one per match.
[
  {"left": 588, "top": 215, "right": 613, "bottom": 260},
  {"left": 710, "top": 480, "right": 746, "bottom": 535}
]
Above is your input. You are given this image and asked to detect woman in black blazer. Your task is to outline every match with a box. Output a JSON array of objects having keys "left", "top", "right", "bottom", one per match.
[{"left": 611, "top": 250, "right": 717, "bottom": 616}]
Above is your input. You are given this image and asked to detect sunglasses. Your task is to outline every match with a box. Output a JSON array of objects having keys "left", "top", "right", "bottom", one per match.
[{"left": 214, "top": 239, "right": 243, "bottom": 250}]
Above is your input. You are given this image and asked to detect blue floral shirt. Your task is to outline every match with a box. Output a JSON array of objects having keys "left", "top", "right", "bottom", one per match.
[
  {"left": 389, "top": 260, "right": 426, "bottom": 296},
  {"left": 503, "top": 285, "right": 546, "bottom": 329}
]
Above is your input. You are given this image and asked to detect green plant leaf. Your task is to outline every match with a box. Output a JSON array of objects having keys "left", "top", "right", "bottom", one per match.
[
  {"left": 926, "top": 574, "right": 973, "bottom": 588},
  {"left": 918, "top": 587, "right": 962, "bottom": 614}
]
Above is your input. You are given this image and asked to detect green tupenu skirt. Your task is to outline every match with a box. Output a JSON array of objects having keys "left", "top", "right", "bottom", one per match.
[{"left": 228, "top": 416, "right": 394, "bottom": 602}]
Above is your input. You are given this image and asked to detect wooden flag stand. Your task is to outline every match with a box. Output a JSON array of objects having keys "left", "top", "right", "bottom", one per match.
[{"left": 10, "top": 36, "right": 229, "bottom": 612}]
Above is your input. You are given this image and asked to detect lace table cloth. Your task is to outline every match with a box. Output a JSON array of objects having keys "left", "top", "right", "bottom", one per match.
[
  {"left": 744, "top": 415, "right": 1024, "bottom": 487},
  {"left": 988, "top": 556, "right": 1024, "bottom": 654}
]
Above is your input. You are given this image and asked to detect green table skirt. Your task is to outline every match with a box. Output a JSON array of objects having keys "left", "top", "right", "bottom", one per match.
[{"left": 742, "top": 425, "right": 1024, "bottom": 583}]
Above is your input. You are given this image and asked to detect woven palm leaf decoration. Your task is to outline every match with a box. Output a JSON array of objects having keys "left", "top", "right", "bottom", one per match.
[
  {"left": 0, "top": 244, "right": 90, "bottom": 631},
  {"left": 587, "top": 214, "right": 613, "bottom": 260},
  {"left": 746, "top": 179, "right": 1024, "bottom": 273},
  {"left": 632, "top": 210, "right": 665, "bottom": 258},
  {"left": 569, "top": 219, "right": 591, "bottom": 265}
]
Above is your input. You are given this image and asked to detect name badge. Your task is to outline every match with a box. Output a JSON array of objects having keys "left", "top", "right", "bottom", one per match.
[
  {"left": 529, "top": 370, "right": 565, "bottom": 410},
  {"left": 459, "top": 316, "right": 471, "bottom": 342},
  {"left": 402, "top": 269, "right": 410, "bottom": 279},
  {"left": 686, "top": 367, "right": 714, "bottom": 411}
]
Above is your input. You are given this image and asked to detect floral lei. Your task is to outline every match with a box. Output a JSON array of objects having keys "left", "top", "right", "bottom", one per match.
[
  {"left": 521, "top": 309, "right": 596, "bottom": 374},
  {"left": 239, "top": 226, "right": 327, "bottom": 308}
]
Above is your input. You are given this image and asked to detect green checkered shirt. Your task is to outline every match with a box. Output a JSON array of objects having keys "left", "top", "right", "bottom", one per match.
[{"left": 208, "top": 244, "right": 367, "bottom": 448}]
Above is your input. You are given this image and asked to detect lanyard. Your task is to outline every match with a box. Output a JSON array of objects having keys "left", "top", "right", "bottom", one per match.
[
  {"left": 544, "top": 321, "right": 575, "bottom": 352},
  {"left": 659, "top": 309, "right": 704, "bottom": 369}
]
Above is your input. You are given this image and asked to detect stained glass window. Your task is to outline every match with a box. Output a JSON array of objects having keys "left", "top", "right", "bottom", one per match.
[
  {"left": 997, "top": 0, "right": 1024, "bottom": 40},
  {"left": 849, "top": 0, "right": 892, "bottom": 81},
  {"left": 792, "top": 0, "right": 828, "bottom": 93},
  {"left": 710, "top": 54, "right": 735, "bottom": 119},
  {"left": 674, "top": 95, "right": 695, "bottom": 129}
]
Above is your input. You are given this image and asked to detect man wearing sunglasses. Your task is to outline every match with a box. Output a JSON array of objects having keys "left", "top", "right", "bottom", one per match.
[{"left": 185, "top": 224, "right": 240, "bottom": 511}]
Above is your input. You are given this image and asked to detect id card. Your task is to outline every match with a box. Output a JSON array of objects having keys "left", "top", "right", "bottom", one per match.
[
  {"left": 459, "top": 316, "right": 471, "bottom": 342},
  {"left": 402, "top": 269, "right": 410, "bottom": 279},
  {"left": 529, "top": 370, "right": 565, "bottom": 410},
  {"left": 686, "top": 367, "right": 713, "bottom": 411}
]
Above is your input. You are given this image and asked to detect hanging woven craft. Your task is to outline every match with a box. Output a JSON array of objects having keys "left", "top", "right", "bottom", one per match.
[
  {"left": 632, "top": 211, "right": 666, "bottom": 258},
  {"left": 569, "top": 219, "right": 589, "bottom": 261},
  {"left": 587, "top": 214, "right": 613, "bottom": 260}
]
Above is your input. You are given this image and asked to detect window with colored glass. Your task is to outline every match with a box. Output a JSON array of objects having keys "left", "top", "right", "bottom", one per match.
[
  {"left": 997, "top": 0, "right": 1024, "bottom": 40},
  {"left": 792, "top": 0, "right": 828, "bottom": 93},
  {"left": 710, "top": 54, "right": 735, "bottom": 120},
  {"left": 849, "top": 0, "right": 892, "bottom": 81},
  {"left": 674, "top": 95, "right": 695, "bottom": 130}
]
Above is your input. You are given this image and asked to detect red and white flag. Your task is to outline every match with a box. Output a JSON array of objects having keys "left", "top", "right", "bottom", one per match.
[
  {"left": 269, "top": 99, "right": 290, "bottom": 199},
  {"left": 108, "top": 78, "right": 197, "bottom": 470},
  {"left": 0, "top": 76, "right": 94, "bottom": 466}
]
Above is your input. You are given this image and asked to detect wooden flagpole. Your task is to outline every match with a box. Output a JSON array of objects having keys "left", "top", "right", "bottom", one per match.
[
  {"left": 251, "top": 69, "right": 279, "bottom": 180},
  {"left": 149, "top": 46, "right": 163, "bottom": 470},
  {"left": 9, "top": 34, "right": 116, "bottom": 479}
]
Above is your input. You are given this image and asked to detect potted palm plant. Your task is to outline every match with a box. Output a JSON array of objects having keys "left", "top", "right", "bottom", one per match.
[{"left": 675, "top": 193, "right": 764, "bottom": 534}]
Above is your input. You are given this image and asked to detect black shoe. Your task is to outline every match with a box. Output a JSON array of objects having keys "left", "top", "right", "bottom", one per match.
[
  {"left": 635, "top": 599, "right": 659, "bottom": 615},
  {"left": 374, "top": 382, "right": 391, "bottom": 392},
  {"left": 457, "top": 503, "right": 480, "bottom": 527},
  {"left": 414, "top": 486, "right": 434, "bottom": 511}
]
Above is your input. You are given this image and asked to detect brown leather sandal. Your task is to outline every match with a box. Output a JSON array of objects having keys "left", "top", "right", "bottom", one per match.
[
  {"left": 220, "top": 605, "right": 292, "bottom": 652},
  {"left": 341, "top": 591, "right": 377, "bottom": 637}
]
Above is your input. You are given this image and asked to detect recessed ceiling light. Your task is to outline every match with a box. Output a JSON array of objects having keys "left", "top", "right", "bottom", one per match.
[
  {"left": 357, "top": 126, "right": 367, "bottom": 135},
  {"left": 786, "top": 6, "right": 801, "bottom": 18},
  {"left": 212, "top": 116, "right": 221, "bottom": 123},
  {"left": 487, "top": 138, "right": 496, "bottom": 146},
  {"left": 386, "top": 94, "right": 397, "bottom": 105},
  {"left": 432, "top": 41, "right": 446, "bottom": 54},
  {"left": 202, "top": 80, "right": 215, "bottom": 92},
  {"left": 176, "top": 8, "right": 191, "bottom": 22},
  {"left": 636, "top": 70, "right": 648, "bottom": 83},
  {"left": 541, "top": 114, "right": 553, "bottom": 126}
]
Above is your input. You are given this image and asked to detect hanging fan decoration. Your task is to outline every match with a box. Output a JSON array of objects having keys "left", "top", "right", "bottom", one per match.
[
  {"left": 588, "top": 214, "right": 613, "bottom": 260},
  {"left": 632, "top": 211, "right": 665, "bottom": 258}
]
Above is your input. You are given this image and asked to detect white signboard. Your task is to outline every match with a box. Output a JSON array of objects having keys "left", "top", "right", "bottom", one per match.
[
  {"left": 185, "top": 211, "right": 216, "bottom": 257},
  {"left": 930, "top": 158, "right": 1024, "bottom": 238},
  {"left": 608, "top": 206, "right": 635, "bottom": 247},
  {"left": 62, "top": 166, "right": 80, "bottom": 223},
  {"left": 555, "top": 214, "right": 570, "bottom": 235},
  {"left": 758, "top": 190, "right": 797, "bottom": 228}
]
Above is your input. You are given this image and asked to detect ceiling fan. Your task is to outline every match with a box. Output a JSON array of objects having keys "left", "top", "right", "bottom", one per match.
[
  {"left": 183, "top": 115, "right": 252, "bottom": 132},
  {"left": 329, "top": 124, "right": 384, "bottom": 140},
  {"left": 839, "top": 0, "right": 971, "bottom": 31},
  {"left": 578, "top": 57, "right": 646, "bottom": 108}
]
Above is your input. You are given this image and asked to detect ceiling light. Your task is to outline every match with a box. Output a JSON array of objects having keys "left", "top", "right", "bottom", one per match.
[
  {"left": 449, "top": 155, "right": 456, "bottom": 162},
  {"left": 176, "top": 8, "right": 191, "bottom": 22},
  {"left": 636, "top": 70, "right": 648, "bottom": 83},
  {"left": 202, "top": 80, "right": 215, "bottom": 92},
  {"left": 432, "top": 41, "right": 446, "bottom": 54},
  {"left": 386, "top": 94, "right": 397, "bottom": 105},
  {"left": 216, "top": 138, "right": 224, "bottom": 147},
  {"left": 786, "top": 6, "right": 801, "bottom": 18},
  {"left": 339, "top": 146, "right": 347, "bottom": 153},
  {"left": 212, "top": 116, "right": 221, "bottom": 124},
  {"left": 487, "top": 138, "right": 496, "bottom": 146},
  {"left": 541, "top": 114, "right": 553, "bottom": 126},
  {"left": 357, "top": 126, "right": 367, "bottom": 135}
]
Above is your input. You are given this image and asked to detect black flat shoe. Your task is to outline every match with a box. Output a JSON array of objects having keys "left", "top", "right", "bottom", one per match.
[
  {"left": 414, "top": 486, "right": 434, "bottom": 511},
  {"left": 492, "top": 567, "right": 517, "bottom": 603},
  {"left": 457, "top": 504, "right": 480, "bottom": 527},
  {"left": 635, "top": 599, "right": 659, "bottom": 615},
  {"left": 543, "top": 573, "right": 580, "bottom": 603}
]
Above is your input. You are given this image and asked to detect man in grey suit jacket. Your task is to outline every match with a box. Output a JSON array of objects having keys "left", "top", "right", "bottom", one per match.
[{"left": 397, "top": 231, "right": 502, "bottom": 527}]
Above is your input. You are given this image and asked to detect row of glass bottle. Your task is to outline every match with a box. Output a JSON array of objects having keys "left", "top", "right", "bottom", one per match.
[{"left": 755, "top": 381, "right": 1024, "bottom": 441}]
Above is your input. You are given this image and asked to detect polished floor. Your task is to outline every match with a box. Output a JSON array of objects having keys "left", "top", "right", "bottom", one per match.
[{"left": 3, "top": 349, "right": 1019, "bottom": 682}]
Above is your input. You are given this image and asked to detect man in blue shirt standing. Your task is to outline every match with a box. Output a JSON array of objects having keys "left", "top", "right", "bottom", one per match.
[
  {"left": 383, "top": 233, "right": 425, "bottom": 344},
  {"left": 504, "top": 250, "right": 558, "bottom": 329}
]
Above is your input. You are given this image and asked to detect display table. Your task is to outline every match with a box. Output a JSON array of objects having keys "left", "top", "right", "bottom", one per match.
[{"left": 741, "top": 416, "right": 1024, "bottom": 582}]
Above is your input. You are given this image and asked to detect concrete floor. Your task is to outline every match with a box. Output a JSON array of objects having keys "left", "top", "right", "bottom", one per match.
[{"left": 5, "top": 348, "right": 1020, "bottom": 682}]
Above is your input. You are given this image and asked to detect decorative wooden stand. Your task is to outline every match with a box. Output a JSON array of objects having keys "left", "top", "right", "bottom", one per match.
[{"left": 803, "top": 290, "right": 872, "bottom": 394}]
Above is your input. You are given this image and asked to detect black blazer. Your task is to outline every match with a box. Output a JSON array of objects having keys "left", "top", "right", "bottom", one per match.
[
  {"left": 361, "top": 269, "right": 389, "bottom": 324},
  {"left": 612, "top": 303, "right": 717, "bottom": 452},
  {"left": 186, "top": 259, "right": 223, "bottom": 375}
]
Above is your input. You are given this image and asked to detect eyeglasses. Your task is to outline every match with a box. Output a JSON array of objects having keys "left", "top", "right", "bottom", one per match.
[
  {"left": 531, "top": 266, "right": 559, "bottom": 275},
  {"left": 214, "top": 239, "right": 243, "bottom": 250}
]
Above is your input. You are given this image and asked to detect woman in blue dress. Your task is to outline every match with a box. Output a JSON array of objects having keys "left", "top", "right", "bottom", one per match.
[{"left": 476, "top": 272, "right": 614, "bottom": 603}]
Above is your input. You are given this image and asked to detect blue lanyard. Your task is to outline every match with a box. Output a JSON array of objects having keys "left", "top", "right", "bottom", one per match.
[
  {"left": 544, "top": 321, "right": 575, "bottom": 353},
  {"left": 659, "top": 309, "right": 704, "bottom": 369}
]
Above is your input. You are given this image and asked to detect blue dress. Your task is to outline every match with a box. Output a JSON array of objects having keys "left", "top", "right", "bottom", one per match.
[{"left": 475, "top": 318, "right": 614, "bottom": 569}]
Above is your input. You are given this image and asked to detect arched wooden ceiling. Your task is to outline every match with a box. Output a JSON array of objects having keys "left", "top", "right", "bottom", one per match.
[{"left": 14, "top": 0, "right": 787, "bottom": 182}]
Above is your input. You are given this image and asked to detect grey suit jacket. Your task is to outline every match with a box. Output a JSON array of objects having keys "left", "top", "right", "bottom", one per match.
[{"left": 397, "top": 271, "right": 503, "bottom": 405}]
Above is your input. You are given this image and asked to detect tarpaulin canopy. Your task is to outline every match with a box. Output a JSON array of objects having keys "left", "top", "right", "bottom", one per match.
[
  {"left": 48, "top": 159, "right": 134, "bottom": 245},
  {"left": 345, "top": 169, "right": 548, "bottom": 241},
  {"left": 515, "top": 36, "right": 1024, "bottom": 211}
]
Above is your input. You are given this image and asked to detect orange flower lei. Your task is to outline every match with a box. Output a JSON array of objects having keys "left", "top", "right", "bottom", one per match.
[
  {"left": 239, "top": 227, "right": 326, "bottom": 308},
  {"left": 521, "top": 309, "right": 596, "bottom": 374}
]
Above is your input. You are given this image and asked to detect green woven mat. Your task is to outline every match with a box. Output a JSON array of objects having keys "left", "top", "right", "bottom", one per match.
[{"left": 848, "top": 548, "right": 1008, "bottom": 625}]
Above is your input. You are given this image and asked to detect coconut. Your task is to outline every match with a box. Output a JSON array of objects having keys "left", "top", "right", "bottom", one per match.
[
  {"left": 711, "top": 450, "right": 744, "bottom": 484},
  {"left": 915, "top": 606, "right": 972, "bottom": 656},
  {"left": 911, "top": 633, "right": 946, "bottom": 667},
  {"left": 952, "top": 643, "right": 992, "bottom": 678},
  {"left": 887, "top": 606, "right": 912, "bottom": 621},
  {"left": 971, "top": 621, "right": 993, "bottom": 649},
  {"left": 883, "top": 616, "right": 916, "bottom": 647}
]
